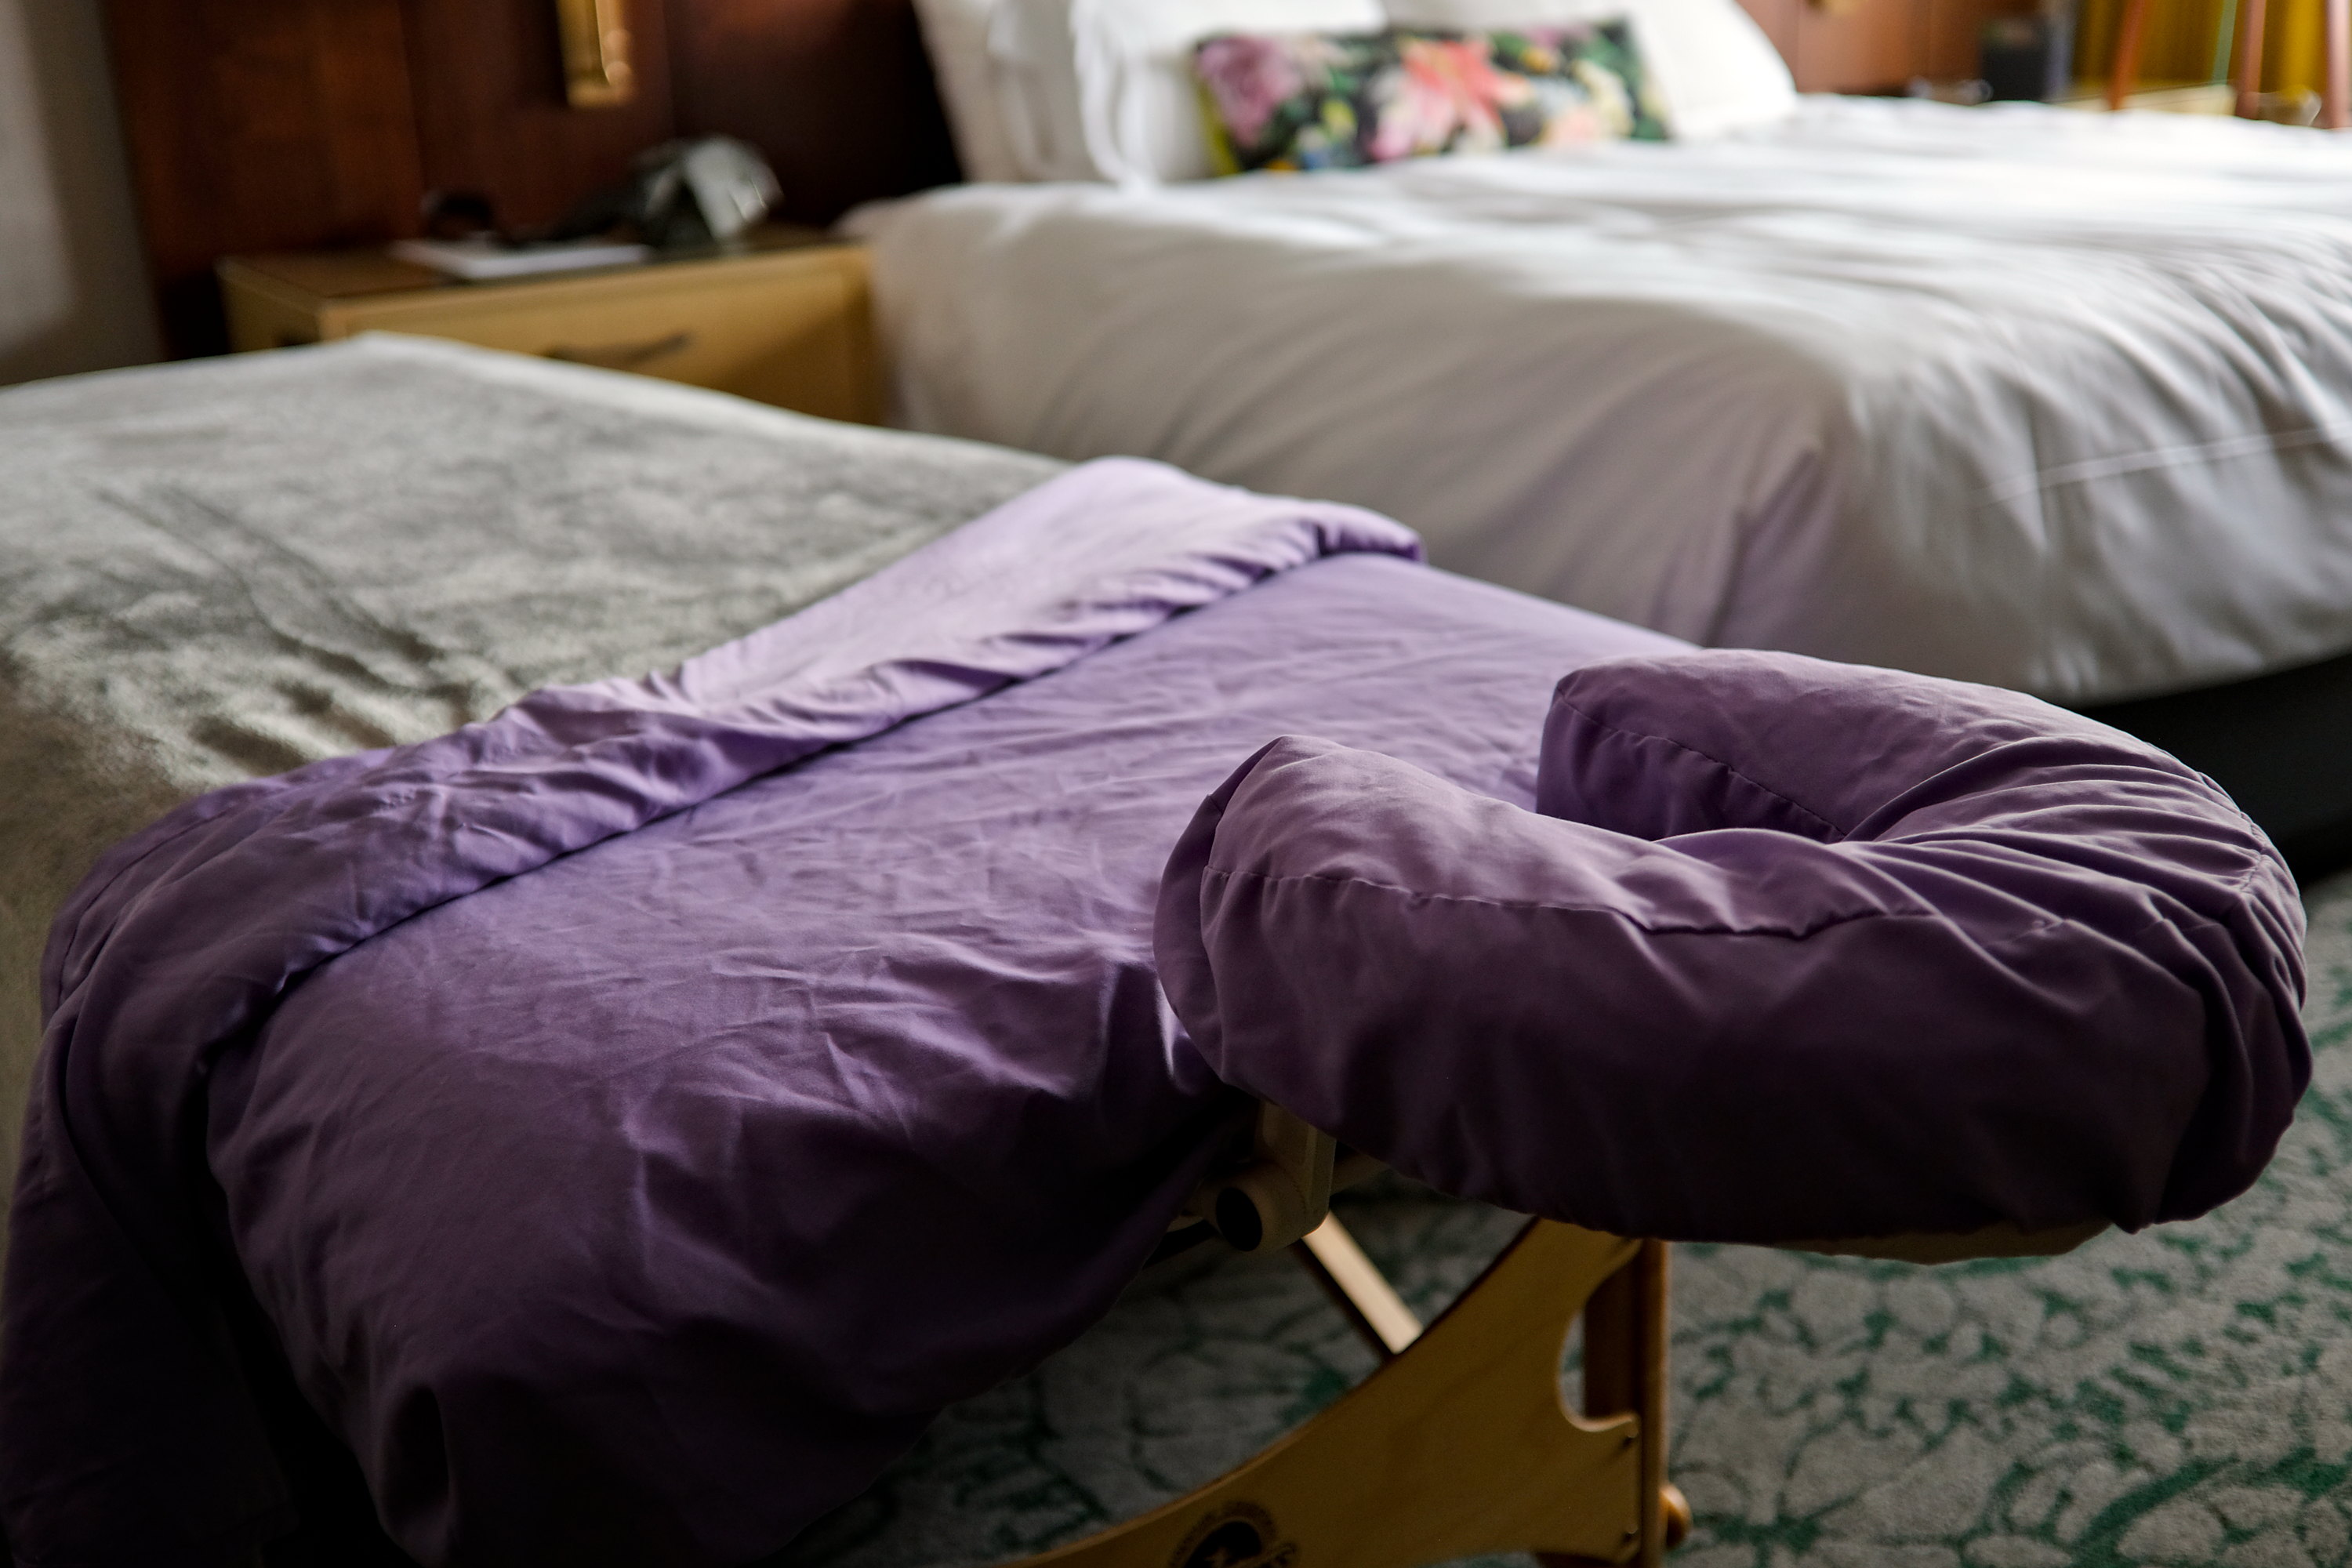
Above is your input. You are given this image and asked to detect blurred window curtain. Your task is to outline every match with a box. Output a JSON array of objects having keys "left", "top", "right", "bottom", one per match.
[{"left": 2075, "top": 0, "right": 2331, "bottom": 95}]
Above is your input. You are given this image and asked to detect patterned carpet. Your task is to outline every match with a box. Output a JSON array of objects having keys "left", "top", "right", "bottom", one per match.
[{"left": 783, "top": 871, "right": 2352, "bottom": 1568}]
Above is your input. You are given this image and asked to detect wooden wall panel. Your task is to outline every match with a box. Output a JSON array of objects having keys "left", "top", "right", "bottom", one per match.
[
  {"left": 1794, "top": 0, "right": 1931, "bottom": 90},
  {"left": 107, "top": 0, "right": 424, "bottom": 354},
  {"left": 105, "top": 0, "right": 959, "bottom": 355},
  {"left": 1961, "top": 0, "right": 2044, "bottom": 84},
  {"left": 671, "top": 0, "right": 960, "bottom": 225},
  {"left": 1737, "top": 0, "right": 2025, "bottom": 92},
  {"left": 309, "top": 5, "right": 430, "bottom": 234},
  {"left": 1923, "top": 0, "right": 2001, "bottom": 81},
  {"left": 404, "top": 0, "right": 679, "bottom": 230},
  {"left": 1735, "top": 0, "right": 1806, "bottom": 74}
]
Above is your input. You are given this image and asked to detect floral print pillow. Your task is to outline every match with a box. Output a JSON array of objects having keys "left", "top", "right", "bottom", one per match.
[{"left": 1194, "top": 24, "right": 1668, "bottom": 173}]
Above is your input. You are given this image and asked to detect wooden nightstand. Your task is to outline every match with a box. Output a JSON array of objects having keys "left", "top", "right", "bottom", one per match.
[{"left": 218, "top": 227, "right": 884, "bottom": 425}]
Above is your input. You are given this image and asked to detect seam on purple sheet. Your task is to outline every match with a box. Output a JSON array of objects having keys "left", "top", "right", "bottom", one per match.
[
  {"left": 1200, "top": 865, "right": 1932, "bottom": 941},
  {"left": 1548, "top": 696, "right": 1843, "bottom": 840},
  {"left": 2225, "top": 847, "right": 2273, "bottom": 900},
  {"left": 45, "top": 793, "right": 267, "bottom": 1014}
]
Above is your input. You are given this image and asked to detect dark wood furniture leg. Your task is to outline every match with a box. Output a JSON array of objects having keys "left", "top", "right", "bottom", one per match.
[
  {"left": 2108, "top": 0, "right": 2154, "bottom": 110},
  {"left": 2237, "top": 0, "right": 2271, "bottom": 116},
  {"left": 2327, "top": 0, "right": 2350, "bottom": 126}
]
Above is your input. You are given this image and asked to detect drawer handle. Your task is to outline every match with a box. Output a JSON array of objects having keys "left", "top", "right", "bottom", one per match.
[{"left": 546, "top": 331, "right": 691, "bottom": 371}]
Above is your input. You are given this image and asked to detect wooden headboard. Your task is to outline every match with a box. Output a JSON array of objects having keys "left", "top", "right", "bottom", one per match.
[
  {"left": 106, "top": 0, "right": 2004, "bottom": 359},
  {"left": 106, "top": 0, "right": 961, "bottom": 358}
]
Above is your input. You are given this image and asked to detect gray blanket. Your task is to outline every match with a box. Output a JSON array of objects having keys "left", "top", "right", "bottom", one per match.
[{"left": 0, "top": 335, "right": 1060, "bottom": 1251}]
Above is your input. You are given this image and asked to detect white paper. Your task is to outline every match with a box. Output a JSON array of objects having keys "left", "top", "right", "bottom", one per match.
[{"left": 389, "top": 237, "right": 652, "bottom": 281}]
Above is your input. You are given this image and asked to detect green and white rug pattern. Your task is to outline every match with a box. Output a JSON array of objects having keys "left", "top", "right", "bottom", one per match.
[{"left": 784, "top": 873, "right": 2352, "bottom": 1568}]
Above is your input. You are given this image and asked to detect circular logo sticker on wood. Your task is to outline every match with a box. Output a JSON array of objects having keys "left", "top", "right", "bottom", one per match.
[{"left": 1168, "top": 1501, "right": 1299, "bottom": 1568}]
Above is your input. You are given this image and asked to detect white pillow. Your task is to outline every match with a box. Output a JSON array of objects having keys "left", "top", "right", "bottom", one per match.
[
  {"left": 912, "top": 0, "right": 1028, "bottom": 183},
  {"left": 911, "top": 0, "right": 1788, "bottom": 183},
  {"left": 1381, "top": 0, "right": 1795, "bottom": 138},
  {"left": 988, "top": 0, "right": 1386, "bottom": 184}
]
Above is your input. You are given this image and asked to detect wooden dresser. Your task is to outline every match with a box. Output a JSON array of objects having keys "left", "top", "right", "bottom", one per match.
[{"left": 217, "top": 227, "right": 883, "bottom": 426}]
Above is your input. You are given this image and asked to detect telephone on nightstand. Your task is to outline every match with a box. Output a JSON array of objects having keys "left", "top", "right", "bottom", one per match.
[
  {"left": 630, "top": 137, "right": 781, "bottom": 247},
  {"left": 421, "top": 136, "right": 781, "bottom": 249},
  {"left": 403, "top": 138, "right": 782, "bottom": 281},
  {"left": 401, "top": 136, "right": 782, "bottom": 282},
  {"left": 550, "top": 136, "right": 783, "bottom": 249}
]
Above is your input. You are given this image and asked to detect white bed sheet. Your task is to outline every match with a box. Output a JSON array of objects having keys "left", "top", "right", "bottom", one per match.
[{"left": 853, "top": 96, "right": 2352, "bottom": 703}]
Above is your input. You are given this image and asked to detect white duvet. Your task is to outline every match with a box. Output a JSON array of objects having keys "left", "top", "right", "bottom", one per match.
[{"left": 854, "top": 96, "right": 2352, "bottom": 702}]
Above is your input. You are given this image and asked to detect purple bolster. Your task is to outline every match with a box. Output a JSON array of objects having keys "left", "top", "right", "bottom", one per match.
[{"left": 1155, "top": 651, "right": 2307, "bottom": 1243}]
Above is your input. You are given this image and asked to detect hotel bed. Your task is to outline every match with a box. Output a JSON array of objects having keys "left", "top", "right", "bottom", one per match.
[
  {"left": 0, "top": 336, "right": 2307, "bottom": 1566},
  {"left": 859, "top": 94, "right": 2352, "bottom": 708},
  {"left": 857, "top": 0, "right": 2352, "bottom": 868}
]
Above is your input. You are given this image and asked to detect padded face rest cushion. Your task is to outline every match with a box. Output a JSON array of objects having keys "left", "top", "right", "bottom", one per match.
[{"left": 1153, "top": 651, "right": 2308, "bottom": 1244}]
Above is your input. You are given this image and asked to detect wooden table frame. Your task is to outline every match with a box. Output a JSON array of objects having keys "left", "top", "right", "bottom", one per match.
[
  {"left": 985, "top": 1089, "right": 2103, "bottom": 1568},
  {"left": 999, "top": 1216, "right": 1689, "bottom": 1568}
]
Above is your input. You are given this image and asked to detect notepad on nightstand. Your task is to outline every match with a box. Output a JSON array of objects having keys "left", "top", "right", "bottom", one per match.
[{"left": 388, "top": 237, "right": 652, "bottom": 281}]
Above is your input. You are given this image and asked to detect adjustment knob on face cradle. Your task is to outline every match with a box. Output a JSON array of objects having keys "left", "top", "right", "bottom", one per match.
[
  {"left": 1205, "top": 1161, "right": 1317, "bottom": 1254},
  {"left": 1663, "top": 1483, "right": 1693, "bottom": 1548}
]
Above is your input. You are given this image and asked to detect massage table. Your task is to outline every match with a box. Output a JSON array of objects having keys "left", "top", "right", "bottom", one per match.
[
  {"left": 0, "top": 338, "right": 1694, "bottom": 1566},
  {"left": 0, "top": 338, "right": 2306, "bottom": 1567}
]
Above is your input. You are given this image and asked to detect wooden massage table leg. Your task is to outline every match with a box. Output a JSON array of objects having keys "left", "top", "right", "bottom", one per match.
[
  {"left": 1000, "top": 1219, "right": 1685, "bottom": 1568},
  {"left": 1541, "top": 1240, "right": 1690, "bottom": 1568}
]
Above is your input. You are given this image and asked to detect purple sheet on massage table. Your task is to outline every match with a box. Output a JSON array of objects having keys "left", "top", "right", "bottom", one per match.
[
  {"left": 2, "top": 460, "right": 1675, "bottom": 1566},
  {"left": 1, "top": 459, "right": 2304, "bottom": 1568}
]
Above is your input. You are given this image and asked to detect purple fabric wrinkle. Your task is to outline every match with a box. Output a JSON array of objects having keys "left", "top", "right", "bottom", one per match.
[
  {"left": 1, "top": 456, "right": 1418, "bottom": 1568},
  {"left": 1156, "top": 651, "right": 2306, "bottom": 1248}
]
